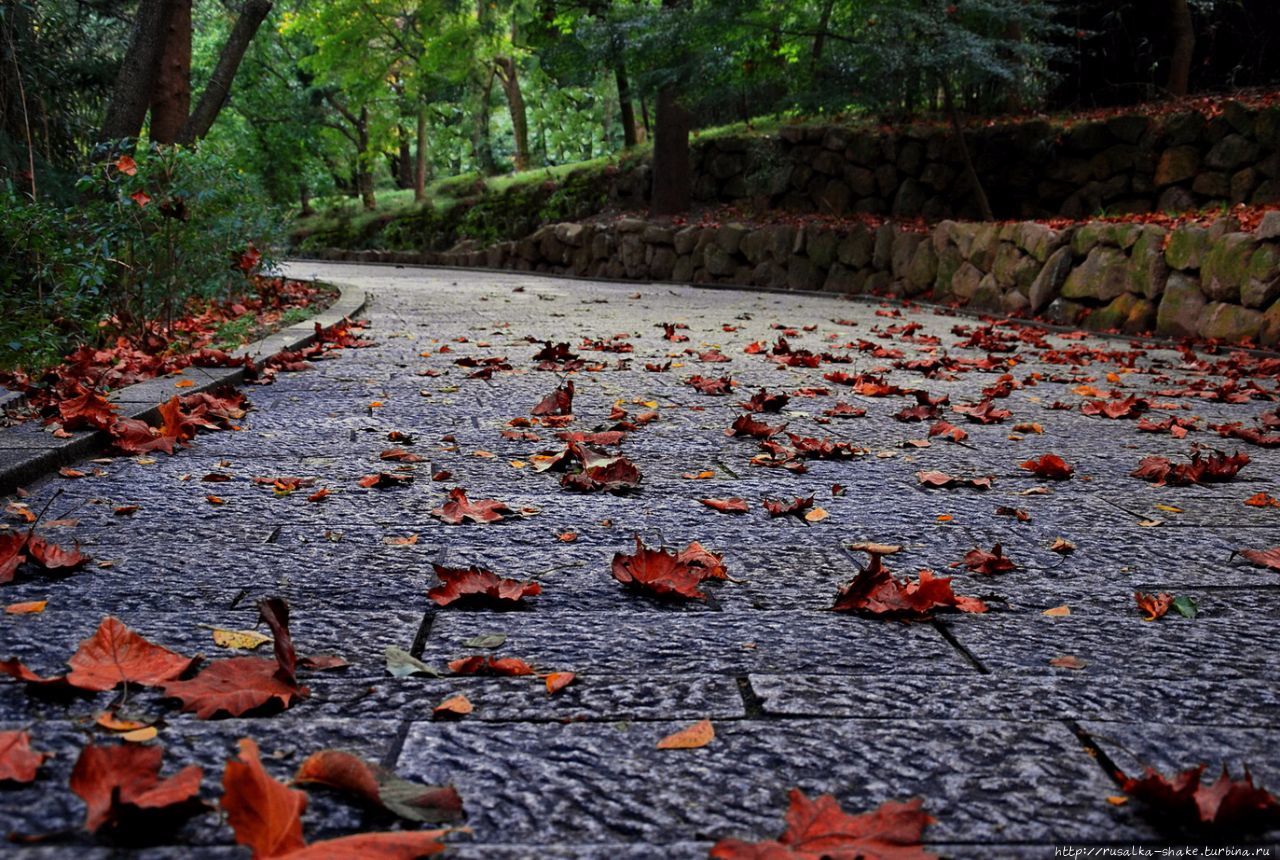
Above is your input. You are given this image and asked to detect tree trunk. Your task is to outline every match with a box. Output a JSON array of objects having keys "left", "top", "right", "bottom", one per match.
[
  {"left": 357, "top": 106, "right": 375, "bottom": 210},
  {"left": 415, "top": 105, "right": 428, "bottom": 202},
  {"left": 1167, "top": 0, "right": 1195, "bottom": 97},
  {"left": 650, "top": 85, "right": 691, "bottom": 216},
  {"left": 810, "top": 0, "right": 834, "bottom": 68},
  {"left": 940, "top": 75, "right": 993, "bottom": 222},
  {"left": 100, "top": 0, "right": 170, "bottom": 142},
  {"left": 472, "top": 66, "right": 496, "bottom": 176},
  {"left": 149, "top": 0, "right": 191, "bottom": 144},
  {"left": 494, "top": 56, "right": 530, "bottom": 172},
  {"left": 614, "top": 60, "right": 638, "bottom": 148},
  {"left": 178, "top": 0, "right": 273, "bottom": 144},
  {"left": 395, "top": 126, "right": 413, "bottom": 188}
]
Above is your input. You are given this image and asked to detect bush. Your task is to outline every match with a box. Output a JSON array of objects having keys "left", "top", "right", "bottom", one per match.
[{"left": 0, "top": 142, "right": 286, "bottom": 370}]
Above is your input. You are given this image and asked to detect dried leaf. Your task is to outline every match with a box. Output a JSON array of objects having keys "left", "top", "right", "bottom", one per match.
[
  {"left": 428, "top": 565, "right": 541, "bottom": 608},
  {"left": 656, "top": 719, "right": 714, "bottom": 750},
  {"left": 0, "top": 730, "right": 46, "bottom": 784},
  {"left": 66, "top": 617, "right": 196, "bottom": 692},
  {"left": 71, "top": 743, "right": 204, "bottom": 834}
]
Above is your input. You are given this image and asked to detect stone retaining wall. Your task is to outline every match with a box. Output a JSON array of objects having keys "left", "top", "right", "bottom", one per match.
[
  {"left": 685, "top": 104, "right": 1280, "bottom": 221},
  {"left": 309, "top": 210, "right": 1280, "bottom": 347}
]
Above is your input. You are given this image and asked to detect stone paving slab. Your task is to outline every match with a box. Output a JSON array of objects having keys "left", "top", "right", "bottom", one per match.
[
  {"left": 395, "top": 718, "right": 1139, "bottom": 845},
  {"left": 3, "top": 262, "right": 1279, "bottom": 854}
]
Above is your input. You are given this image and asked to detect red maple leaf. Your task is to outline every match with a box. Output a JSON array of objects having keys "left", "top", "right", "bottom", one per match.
[
  {"left": 916, "top": 471, "right": 993, "bottom": 490},
  {"left": 428, "top": 564, "right": 541, "bottom": 608},
  {"left": 1234, "top": 547, "right": 1280, "bottom": 572},
  {"left": 700, "top": 497, "right": 750, "bottom": 514},
  {"left": 109, "top": 417, "right": 179, "bottom": 455},
  {"left": 763, "top": 496, "right": 814, "bottom": 518},
  {"left": 739, "top": 389, "right": 789, "bottom": 413},
  {"left": 686, "top": 375, "right": 734, "bottom": 395},
  {"left": 57, "top": 385, "right": 118, "bottom": 431},
  {"left": 561, "top": 456, "right": 643, "bottom": 494},
  {"left": 531, "top": 380, "right": 574, "bottom": 416},
  {"left": 1132, "top": 451, "right": 1249, "bottom": 486},
  {"left": 1081, "top": 395, "right": 1149, "bottom": 419},
  {"left": 162, "top": 656, "right": 308, "bottom": 719},
  {"left": 225, "top": 738, "right": 453, "bottom": 858},
  {"left": 0, "top": 532, "right": 24, "bottom": 583},
  {"left": 951, "top": 399, "right": 1011, "bottom": 424},
  {"left": 447, "top": 655, "right": 535, "bottom": 676},
  {"left": 961, "top": 544, "right": 1016, "bottom": 575},
  {"left": 430, "top": 488, "right": 514, "bottom": 524},
  {"left": 358, "top": 471, "right": 414, "bottom": 488},
  {"left": 611, "top": 536, "right": 708, "bottom": 600},
  {"left": 64, "top": 617, "right": 197, "bottom": 692},
  {"left": 0, "top": 730, "right": 47, "bottom": 784},
  {"left": 823, "top": 402, "right": 867, "bottom": 418},
  {"left": 709, "top": 788, "right": 937, "bottom": 859},
  {"left": 1020, "top": 454, "right": 1074, "bottom": 480},
  {"left": 728, "top": 413, "right": 786, "bottom": 439},
  {"left": 294, "top": 749, "right": 463, "bottom": 824},
  {"left": 835, "top": 544, "right": 986, "bottom": 618},
  {"left": 676, "top": 541, "right": 729, "bottom": 581},
  {"left": 70, "top": 743, "right": 205, "bottom": 833},
  {"left": 1122, "top": 765, "right": 1280, "bottom": 833},
  {"left": 1135, "top": 591, "right": 1173, "bottom": 621}
]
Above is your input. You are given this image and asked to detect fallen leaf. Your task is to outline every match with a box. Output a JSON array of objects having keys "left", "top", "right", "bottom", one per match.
[
  {"left": 545, "top": 672, "right": 576, "bottom": 695},
  {"left": 430, "top": 488, "right": 515, "bottom": 525},
  {"left": 763, "top": 496, "right": 814, "bottom": 518},
  {"left": 294, "top": 749, "right": 463, "bottom": 823},
  {"left": 656, "top": 719, "right": 714, "bottom": 750},
  {"left": 447, "top": 656, "right": 535, "bottom": 677},
  {"left": 1135, "top": 591, "right": 1174, "bottom": 622},
  {"left": 611, "top": 536, "right": 709, "bottom": 601},
  {"left": 1049, "top": 655, "right": 1087, "bottom": 670},
  {"left": 211, "top": 628, "right": 272, "bottom": 651},
  {"left": 1244, "top": 492, "right": 1280, "bottom": 508},
  {"left": 428, "top": 564, "right": 541, "bottom": 608},
  {"left": 1232, "top": 547, "right": 1280, "bottom": 572},
  {"left": 960, "top": 544, "right": 1016, "bottom": 575},
  {"left": 835, "top": 544, "right": 986, "bottom": 618},
  {"left": 163, "top": 656, "right": 307, "bottom": 719},
  {"left": 1020, "top": 453, "right": 1074, "bottom": 480},
  {"left": 708, "top": 788, "right": 936, "bottom": 859},
  {"left": 5, "top": 600, "right": 46, "bottom": 615},
  {"left": 71, "top": 743, "right": 204, "bottom": 833},
  {"left": 0, "top": 730, "right": 46, "bottom": 784},
  {"left": 433, "top": 694, "right": 473, "bottom": 718},
  {"left": 1049, "top": 538, "right": 1076, "bottom": 554},
  {"left": 1121, "top": 765, "right": 1280, "bottom": 833},
  {"left": 66, "top": 617, "right": 197, "bottom": 692},
  {"left": 1043, "top": 605, "right": 1071, "bottom": 617},
  {"left": 803, "top": 507, "right": 829, "bottom": 523}
]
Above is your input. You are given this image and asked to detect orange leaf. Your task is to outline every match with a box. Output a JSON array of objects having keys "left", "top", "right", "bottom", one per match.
[
  {"left": 294, "top": 749, "right": 463, "bottom": 824},
  {"left": 4, "top": 600, "right": 46, "bottom": 615},
  {"left": 162, "top": 656, "right": 306, "bottom": 719},
  {"left": 656, "top": 719, "right": 714, "bottom": 750},
  {"left": 545, "top": 672, "right": 576, "bottom": 695},
  {"left": 221, "top": 738, "right": 307, "bottom": 858},
  {"left": 434, "top": 694, "right": 473, "bottom": 718},
  {"left": 66, "top": 617, "right": 196, "bottom": 692},
  {"left": 0, "top": 730, "right": 47, "bottom": 784},
  {"left": 1050, "top": 655, "right": 1087, "bottom": 670}
]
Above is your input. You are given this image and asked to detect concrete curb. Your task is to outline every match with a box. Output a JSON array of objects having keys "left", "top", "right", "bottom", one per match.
[
  {"left": 289, "top": 255, "right": 1280, "bottom": 359},
  {"left": 0, "top": 281, "right": 369, "bottom": 496}
]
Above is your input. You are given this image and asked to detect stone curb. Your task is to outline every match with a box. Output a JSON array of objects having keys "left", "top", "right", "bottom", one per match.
[
  {"left": 290, "top": 256, "right": 1280, "bottom": 359},
  {"left": 0, "top": 281, "right": 369, "bottom": 496}
]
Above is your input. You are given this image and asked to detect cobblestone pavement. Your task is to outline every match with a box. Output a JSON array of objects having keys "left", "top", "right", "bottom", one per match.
[{"left": 2, "top": 261, "right": 1278, "bottom": 858}]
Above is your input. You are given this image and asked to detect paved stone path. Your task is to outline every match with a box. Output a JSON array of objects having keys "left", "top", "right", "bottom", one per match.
[{"left": 2, "top": 262, "right": 1279, "bottom": 858}]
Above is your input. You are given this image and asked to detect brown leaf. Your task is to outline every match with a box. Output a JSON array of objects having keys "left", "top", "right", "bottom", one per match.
[
  {"left": 0, "top": 730, "right": 46, "bottom": 784},
  {"left": 916, "top": 471, "right": 993, "bottom": 490},
  {"left": 433, "top": 694, "right": 473, "bottom": 718},
  {"left": 763, "top": 496, "right": 814, "bottom": 518},
  {"left": 66, "top": 617, "right": 196, "bottom": 693},
  {"left": 430, "top": 488, "right": 515, "bottom": 525},
  {"left": 294, "top": 749, "right": 463, "bottom": 824},
  {"left": 835, "top": 545, "right": 986, "bottom": 618},
  {"left": 1235, "top": 546, "right": 1280, "bottom": 572},
  {"left": 611, "top": 536, "right": 708, "bottom": 601},
  {"left": 531, "top": 380, "right": 574, "bottom": 416},
  {"left": 1122, "top": 765, "right": 1280, "bottom": 833},
  {"left": 709, "top": 788, "right": 936, "bottom": 859},
  {"left": 960, "top": 544, "right": 1016, "bottom": 575},
  {"left": 447, "top": 655, "right": 535, "bottom": 676},
  {"left": 162, "top": 656, "right": 308, "bottom": 719},
  {"left": 700, "top": 497, "right": 749, "bottom": 514},
  {"left": 428, "top": 564, "right": 541, "bottom": 609},
  {"left": 1019, "top": 453, "right": 1074, "bottom": 480},
  {"left": 70, "top": 743, "right": 204, "bottom": 833}
]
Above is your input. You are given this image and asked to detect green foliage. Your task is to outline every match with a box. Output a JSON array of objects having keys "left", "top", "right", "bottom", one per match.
[{"left": 0, "top": 142, "right": 286, "bottom": 369}]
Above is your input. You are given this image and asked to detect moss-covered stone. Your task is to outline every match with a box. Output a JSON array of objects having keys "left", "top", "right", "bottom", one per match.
[
  {"left": 1126, "top": 226, "right": 1169, "bottom": 298},
  {"left": 1061, "top": 246, "right": 1129, "bottom": 302},
  {"left": 1198, "top": 302, "right": 1264, "bottom": 342},
  {"left": 1086, "top": 292, "right": 1156, "bottom": 334},
  {"left": 1261, "top": 300, "right": 1280, "bottom": 347},
  {"left": 1200, "top": 233, "right": 1257, "bottom": 302},
  {"left": 1164, "top": 226, "right": 1210, "bottom": 270},
  {"left": 905, "top": 241, "right": 938, "bottom": 293}
]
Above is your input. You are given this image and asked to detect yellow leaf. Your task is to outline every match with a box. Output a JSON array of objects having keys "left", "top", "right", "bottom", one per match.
[
  {"left": 509, "top": 460, "right": 527, "bottom": 469},
  {"left": 682, "top": 470, "right": 715, "bottom": 479},
  {"left": 803, "top": 507, "right": 829, "bottom": 523},
  {"left": 96, "top": 711, "right": 150, "bottom": 732},
  {"left": 1042, "top": 605, "right": 1071, "bottom": 617},
  {"left": 473, "top": 450, "right": 496, "bottom": 458},
  {"left": 174, "top": 379, "right": 195, "bottom": 388},
  {"left": 384, "top": 534, "right": 420, "bottom": 546},
  {"left": 656, "top": 719, "right": 715, "bottom": 750},
  {"left": 1106, "top": 795, "right": 1129, "bottom": 806},
  {"left": 4, "top": 600, "right": 46, "bottom": 615},
  {"left": 1154, "top": 504, "right": 1183, "bottom": 513},
  {"left": 211, "top": 628, "right": 272, "bottom": 650},
  {"left": 121, "top": 727, "right": 158, "bottom": 743},
  {"left": 1048, "top": 538, "right": 1076, "bottom": 554}
]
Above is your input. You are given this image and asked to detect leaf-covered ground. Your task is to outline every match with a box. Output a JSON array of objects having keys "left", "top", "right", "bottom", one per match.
[{"left": 1, "top": 262, "right": 1278, "bottom": 856}]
